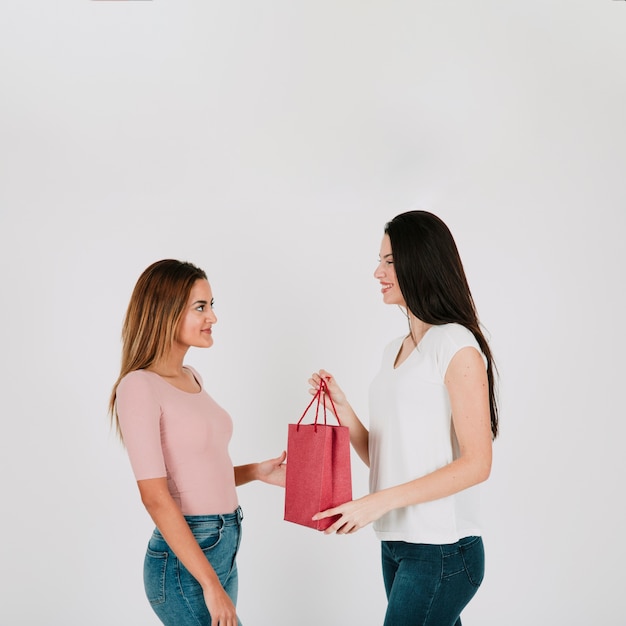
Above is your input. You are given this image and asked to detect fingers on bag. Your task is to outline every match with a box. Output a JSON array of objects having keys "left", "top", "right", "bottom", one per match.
[{"left": 284, "top": 379, "right": 353, "bottom": 531}]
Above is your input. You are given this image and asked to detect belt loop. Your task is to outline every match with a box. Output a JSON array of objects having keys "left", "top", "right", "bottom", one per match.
[{"left": 237, "top": 506, "right": 243, "bottom": 523}]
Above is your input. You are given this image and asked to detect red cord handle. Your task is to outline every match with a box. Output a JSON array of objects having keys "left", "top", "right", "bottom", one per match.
[{"left": 296, "top": 378, "right": 341, "bottom": 432}]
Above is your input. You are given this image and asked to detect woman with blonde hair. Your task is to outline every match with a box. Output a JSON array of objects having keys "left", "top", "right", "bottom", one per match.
[{"left": 110, "top": 259, "right": 285, "bottom": 626}]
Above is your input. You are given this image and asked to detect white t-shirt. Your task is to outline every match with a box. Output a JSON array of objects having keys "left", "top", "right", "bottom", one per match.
[{"left": 369, "top": 323, "right": 486, "bottom": 544}]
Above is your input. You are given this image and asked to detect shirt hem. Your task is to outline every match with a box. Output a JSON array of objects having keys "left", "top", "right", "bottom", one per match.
[{"left": 374, "top": 528, "right": 482, "bottom": 545}]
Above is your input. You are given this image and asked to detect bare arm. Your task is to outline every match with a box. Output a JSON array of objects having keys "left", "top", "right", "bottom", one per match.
[
  {"left": 314, "top": 347, "right": 492, "bottom": 534},
  {"left": 309, "top": 369, "right": 370, "bottom": 467},
  {"left": 234, "top": 451, "right": 287, "bottom": 487},
  {"left": 137, "top": 478, "right": 239, "bottom": 625}
]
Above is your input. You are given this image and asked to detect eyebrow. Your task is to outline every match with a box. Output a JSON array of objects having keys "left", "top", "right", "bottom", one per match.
[
  {"left": 382, "top": 253, "right": 393, "bottom": 259},
  {"left": 192, "top": 299, "right": 209, "bottom": 306}
]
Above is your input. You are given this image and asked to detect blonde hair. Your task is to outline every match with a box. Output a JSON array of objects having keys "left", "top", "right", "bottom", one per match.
[{"left": 109, "top": 259, "right": 207, "bottom": 439}]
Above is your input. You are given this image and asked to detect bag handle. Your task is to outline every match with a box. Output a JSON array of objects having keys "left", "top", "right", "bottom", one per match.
[{"left": 296, "top": 378, "right": 342, "bottom": 431}]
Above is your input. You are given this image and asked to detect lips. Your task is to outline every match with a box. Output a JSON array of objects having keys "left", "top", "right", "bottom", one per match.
[{"left": 380, "top": 283, "right": 393, "bottom": 293}]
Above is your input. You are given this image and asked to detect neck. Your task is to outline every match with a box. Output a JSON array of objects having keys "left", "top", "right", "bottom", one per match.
[
  {"left": 408, "top": 315, "right": 432, "bottom": 345},
  {"left": 150, "top": 366, "right": 184, "bottom": 378},
  {"left": 150, "top": 348, "right": 187, "bottom": 377}
]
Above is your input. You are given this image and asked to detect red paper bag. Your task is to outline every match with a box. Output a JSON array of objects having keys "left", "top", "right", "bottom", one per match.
[{"left": 284, "top": 379, "right": 352, "bottom": 531}]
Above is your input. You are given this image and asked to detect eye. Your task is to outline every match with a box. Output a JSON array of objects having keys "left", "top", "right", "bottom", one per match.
[{"left": 195, "top": 304, "right": 205, "bottom": 312}]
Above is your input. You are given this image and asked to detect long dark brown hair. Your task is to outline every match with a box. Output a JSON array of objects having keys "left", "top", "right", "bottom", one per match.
[
  {"left": 108, "top": 259, "right": 207, "bottom": 438},
  {"left": 385, "top": 211, "right": 499, "bottom": 438}
]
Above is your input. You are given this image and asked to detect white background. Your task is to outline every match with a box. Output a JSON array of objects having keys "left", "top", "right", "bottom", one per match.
[{"left": 1, "top": 1, "right": 625, "bottom": 625}]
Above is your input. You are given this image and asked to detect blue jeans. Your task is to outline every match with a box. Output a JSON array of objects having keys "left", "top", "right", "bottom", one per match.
[
  {"left": 144, "top": 507, "right": 244, "bottom": 626},
  {"left": 381, "top": 536, "right": 485, "bottom": 626}
]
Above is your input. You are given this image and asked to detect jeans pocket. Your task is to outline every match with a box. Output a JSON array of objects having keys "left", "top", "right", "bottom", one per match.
[
  {"left": 144, "top": 549, "right": 168, "bottom": 605},
  {"left": 460, "top": 536, "right": 485, "bottom": 587},
  {"left": 194, "top": 528, "right": 223, "bottom": 551},
  {"left": 177, "top": 529, "right": 223, "bottom": 599}
]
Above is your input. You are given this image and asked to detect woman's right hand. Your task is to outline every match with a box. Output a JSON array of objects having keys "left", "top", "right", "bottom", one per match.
[
  {"left": 309, "top": 369, "right": 371, "bottom": 467},
  {"left": 308, "top": 369, "right": 347, "bottom": 409},
  {"left": 203, "top": 584, "right": 239, "bottom": 626}
]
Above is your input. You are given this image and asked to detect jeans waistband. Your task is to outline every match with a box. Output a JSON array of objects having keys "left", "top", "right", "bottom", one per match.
[
  {"left": 183, "top": 506, "right": 243, "bottom": 527},
  {"left": 151, "top": 507, "right": 243, "bottom": 546}
]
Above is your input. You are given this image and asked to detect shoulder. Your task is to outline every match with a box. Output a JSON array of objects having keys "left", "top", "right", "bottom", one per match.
[
  {"left": 426, "top": 324, "right": 486, "bottom": 372},
  {"left": 116, "top": 370, "right": 160, "bottom": 404},
  {"left": 117, "top": 369, "right": 153, "bottom": 392},
  {"left": 381, "top": 335, "right": 404, "bottom": 358},
  {"left": 386, "top": 335, "right": 404, "bottom": 348},
  {"left": 429, "top": 323, "right": 479, "bottom": 349}
]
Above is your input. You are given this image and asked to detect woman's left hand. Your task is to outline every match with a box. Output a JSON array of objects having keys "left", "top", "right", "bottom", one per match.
[
  {"left": 256, "top": 451, "right": 287, "bottom": 487},
  {"left": 312, "top": 492, "right": 391, "bottom": 535}
]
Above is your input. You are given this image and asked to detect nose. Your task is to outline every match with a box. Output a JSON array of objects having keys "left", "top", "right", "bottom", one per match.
[
  {"left": 374, "top": 261, "right": 385, "bottom": 279},
  {"left": 206, "top": 310, "right": 217, "bottom": 324}
]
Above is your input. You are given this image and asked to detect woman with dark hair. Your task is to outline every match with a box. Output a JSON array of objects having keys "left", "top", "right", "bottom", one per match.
[
  {"left": 110, "top": 259, "right": 286, "bottom": 626},
  {"left": 309, "top": 211, "right": 498, "bottom": 626}
]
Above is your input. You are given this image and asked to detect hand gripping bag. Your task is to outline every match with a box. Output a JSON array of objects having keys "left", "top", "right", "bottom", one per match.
[{"left": 284, "top": 379, "right": 352, "bottom": 531}]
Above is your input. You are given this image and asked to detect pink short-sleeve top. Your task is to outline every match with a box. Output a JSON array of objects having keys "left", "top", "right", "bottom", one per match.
[{"left": 116, "top": 367, "right": 239, "bottom": 515}]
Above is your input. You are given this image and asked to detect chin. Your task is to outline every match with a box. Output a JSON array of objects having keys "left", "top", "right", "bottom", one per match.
[{"left": 385, "top": 295, "right": 405, "bottom": 307}]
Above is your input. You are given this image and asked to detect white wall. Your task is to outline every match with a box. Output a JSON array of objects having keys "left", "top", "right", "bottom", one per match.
[{"left": 1, "top": 1, "right": 625, "bottom": 624}]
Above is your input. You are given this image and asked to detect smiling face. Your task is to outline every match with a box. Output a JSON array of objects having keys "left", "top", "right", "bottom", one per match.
[
  {"left": 174, "top": 279, "right": 217, "bottom": 350},
  {"left": 374, "top": 234, "right": 406, "bottom": 306}
]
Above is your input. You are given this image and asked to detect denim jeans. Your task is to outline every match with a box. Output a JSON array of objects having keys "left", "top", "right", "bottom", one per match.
[
  {"left": 144, "top": 507, "right": 244, "bottom": 626},
  {"left": 381, "top": 536, "right": 485, "bottom": 626}
]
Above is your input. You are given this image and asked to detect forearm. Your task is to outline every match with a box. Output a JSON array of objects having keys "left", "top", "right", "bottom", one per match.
[
  {"left": 310, "top": 370, "right": 370, "bottom": 465},
  {"left": 333, "top": 402, "right": 370, "bottom": 467},
  {"left": 317, "top": 454, "right": 492, "bottom": 534},
  {"left": 234, "top": 463, "right": 259, "bottom": 486},
  {"left": 234, "top": 451, "right": 287, "bottom": 487},
  {"left": 141, "top": 490, "right": 221, "bottom": 592},
  {"left": 377, "top": 454, "right": 492, "bottom": 513}
]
